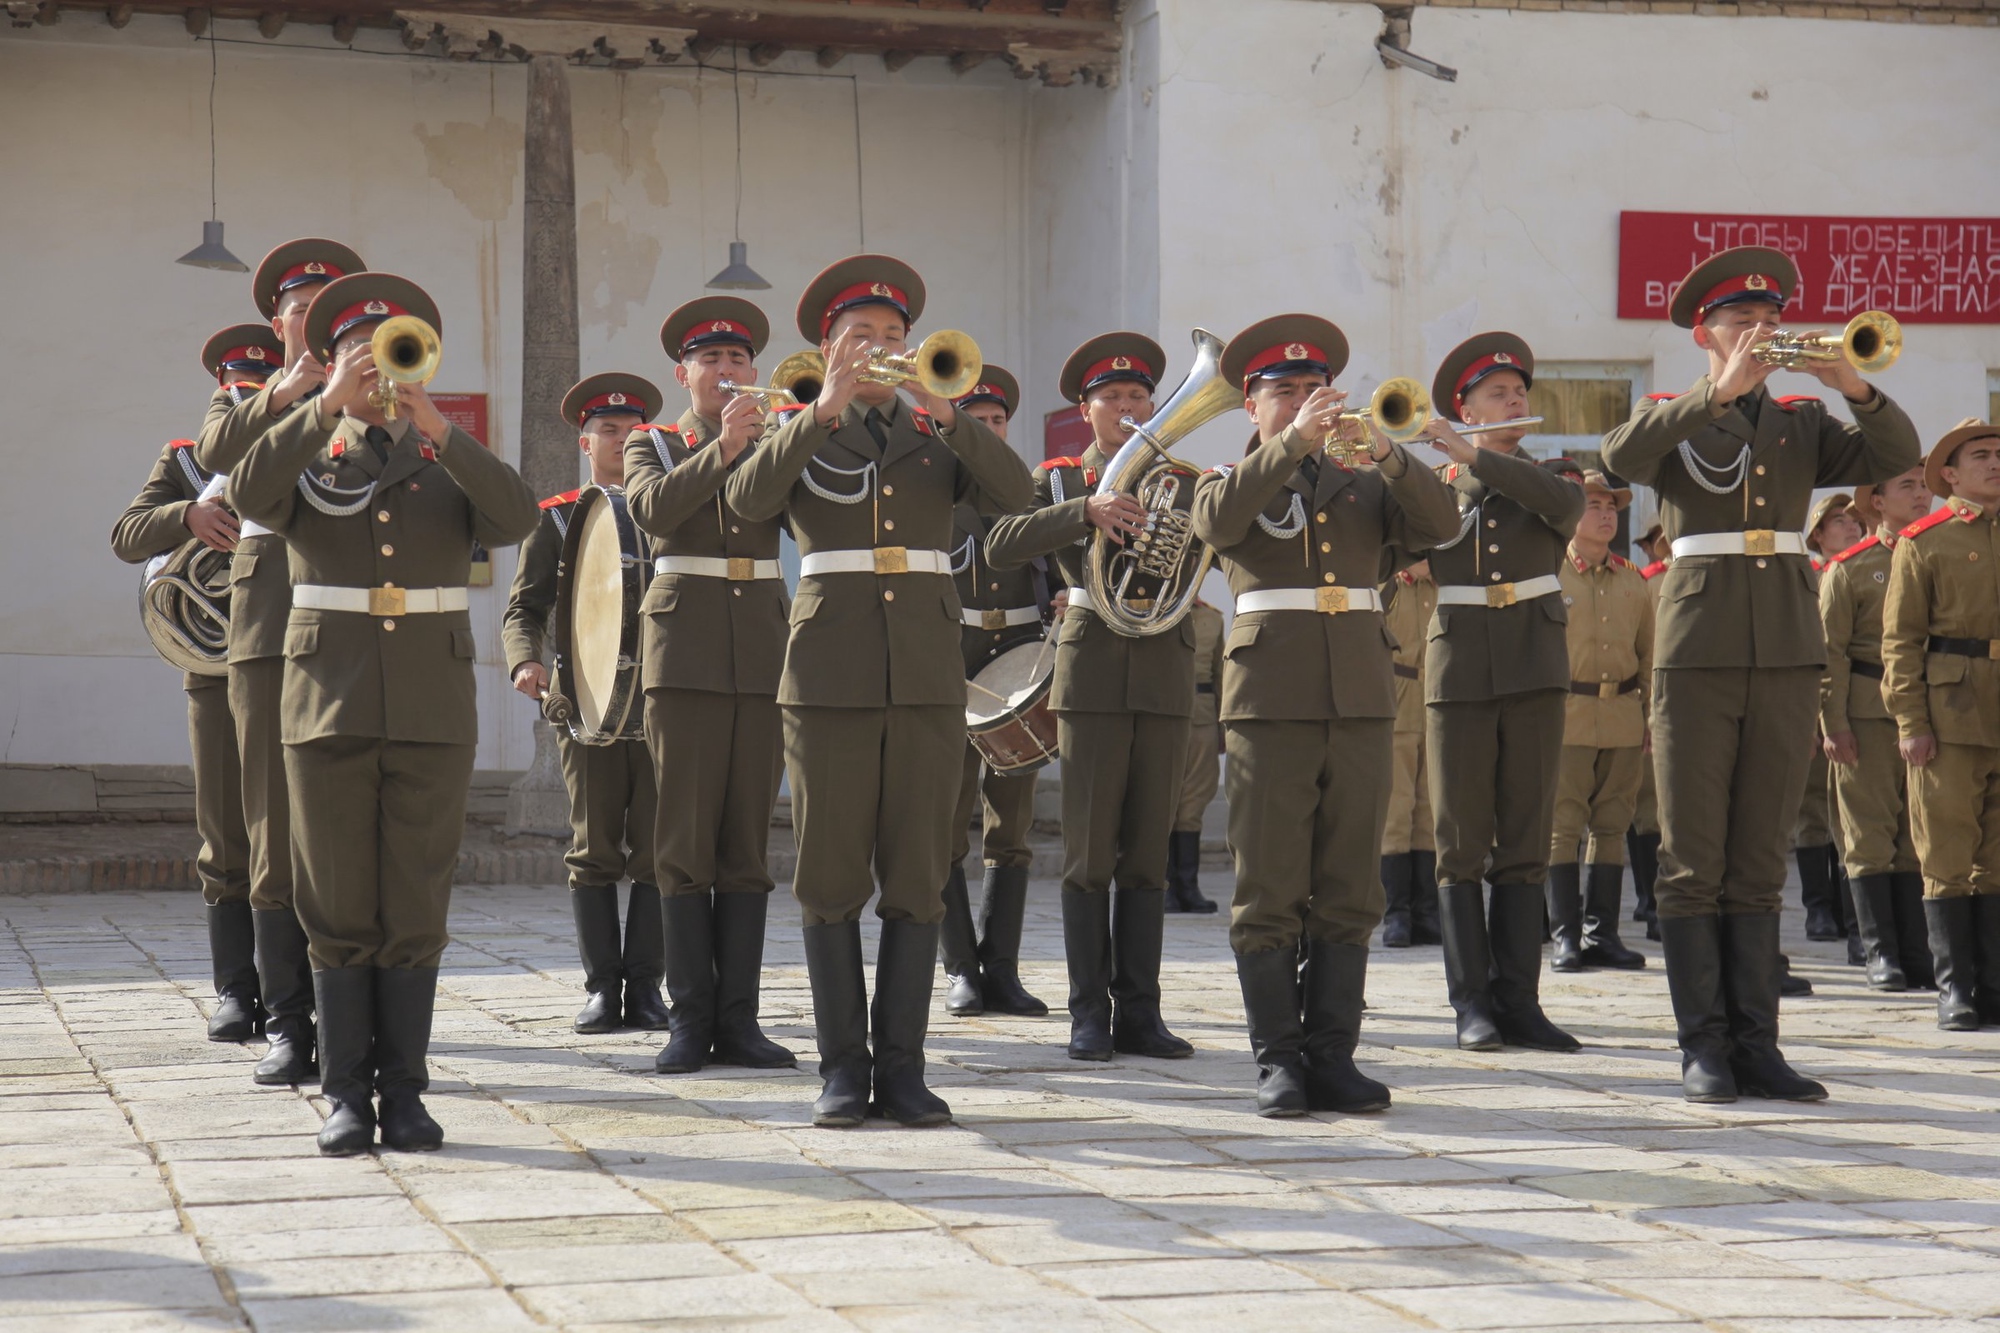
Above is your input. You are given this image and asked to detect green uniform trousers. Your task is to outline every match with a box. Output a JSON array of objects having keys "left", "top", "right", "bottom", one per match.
[
  {"left": 284, "top": 735, "right": 474, "bottom": 971},
  {"left": 1174, "top": 717, "right": 1220, "bottom": 835},
  {"left": 646, "top": 689, "right": 783, "bottom": 897},
  {"left": 227, "top": 657, "right": 291, "bottom": 912},
  {"left": 952, "top": 741, "right": 1037, "bottom": 868},
  {"left": 1651, "top": 666, "right": 1820, "bottom": 918},
  {"left": 1831, "top": 716, "right": 1919, "bottom": 878},
  {"left": 1632, "top": 758, "right": 1659, "bottom": 837},
  {"left": 1795, "top": 751, "right": 1834, "bottom": 848},
  {"left": 557, "top": 733, "right": 657, "bottom": 890},
  {"left": 1910, "top": 741, "right": 2000, "bottom": 899},
  {"left": 1383, "top": 729, "right": 1434, "bottom": 855},
  {"left": 1426, "top": 690, "right": 1566, "bottom": 889},
  {"left": 1225, "top": 716, "right": 1392, "bottom": 954},
  {"left": 186, "top": 673, "right": 249, "bottom": 908},
  {"left": 1057, "top": 710, "right": 1188, "bottom": 898},
  {"left": 783, "top": 703, "right": 962, "bottom": 926},
  {"left": 1550, "top": 744, "right": 1645, "bottom": 867}
]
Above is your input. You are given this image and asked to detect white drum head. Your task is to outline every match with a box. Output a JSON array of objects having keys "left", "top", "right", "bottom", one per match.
[
  {"left": 966, "top": 639, "right": 1053, "bottom": 726},
  {"left": 572, "top": 497, "right": 627, "bottom": 735}
]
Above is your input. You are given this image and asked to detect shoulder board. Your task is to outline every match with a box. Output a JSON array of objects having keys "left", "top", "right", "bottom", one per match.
[
  {"left": 1774, "top": 395, "right": 1818, "bottom": 411},
  {"left": 1205, "top": 462, "right": 1235, "bottom": 477},
  {"left": 1644, "top": 392, "right": 1681, "bottom": 403},
  {"left": 1640, "top": 560, "right": 1668, "bottom": 580},
  {"left": 1902, "top": 505, "right": 1971, "bottom": 540},
  {"left": 910, "top": 407, "right": 936, "bottom": 437},
  {"left": 1811, "top": 556, "right": 1827, "bottom": 571},
  {"left": 169, "top": 438, "right": 198, "bottom": 451},
  {"left": 223, "top": 380, "right": 264, "bottom": 394},
  {"left": 1044, "top": 456, "right": 1085, "bottom": 470},
  {"left": 1608, "top": 553, "right": 1631, "bottom": 569},
  {"left": 539, "top": 489, "right": 581, "bottom": 510},
  {"left": 1441, "top": 463, "right": 1466, "bottom": 482},
  {"left": 1828, "top": 534, "right": 1881, "bottom": 565}
]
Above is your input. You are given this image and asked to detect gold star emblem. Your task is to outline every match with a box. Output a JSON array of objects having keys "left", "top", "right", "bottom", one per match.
[
  {"left": 364, "top": 300, "right": 390, "bottom": 315},
  {"left": 1285, "top": 343, "right": 1308, "bottom": 360},
  {"left": 1745, "top": 274, "right": 1770, "bottom": 291},
  {"left": 304, "top": 261, "right": 326, "bottom": 275},
  {"left": 870, "top": 282, "right": 892, "bottom": 298},
  {"left": 1111, "top": 356, "right": 1132, "bottom": 371}
]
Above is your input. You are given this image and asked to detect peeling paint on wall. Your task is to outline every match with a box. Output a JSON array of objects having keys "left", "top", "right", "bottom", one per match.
[
  {"left": 579, "top": 199, "right": 662, "bottom": 339},
  {"left": 414, "top": 115, "right": 523, "bottom": 224},
  {"left": 576, "top": 73, "right": 674, "bottom": 210}
]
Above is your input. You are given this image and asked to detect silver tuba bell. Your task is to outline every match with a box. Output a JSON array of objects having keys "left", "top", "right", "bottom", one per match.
[
  {"left": 1083, "top": 328, "right": 1239, "bottom": 637},
  {"left": 141, "top": 540, "right": 232, "bottom": 675}
]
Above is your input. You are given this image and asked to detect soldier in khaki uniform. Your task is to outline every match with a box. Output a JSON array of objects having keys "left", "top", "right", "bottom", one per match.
[
  {"left": 1883, "top": 421, "right": 2000, "bottom": 1031},
  {"left": 1419, "top": 333, "right": 1585, "bottom": 1054},
  {"left": 1823, "top": 466, "right": 1935, "bottom": 991},
  {"left": 726, "top": 257, "right": 1033, "bottom": 1127},
  {"left": 1547, "top": 471, "right": 1651, "bottom": 973},
  {"left": 1191, "top": 316, "right": 1458, "bottom": 1116},
  {"left": 1601, "top": 245, "right": 1918, "bottom": 1101},
  {"left": 1167, "top": 600, "right": 1223, "bottom": 915},
  {"left": 1797, "top": 493, "right": 1866, "bottom": 945},
  {"left": 504, "top": 373, "right": 667, "bottom": 1036},
  {"left": 940, "top": 367, "right": 1055, "bottom": 1017},
  {"left": 196, "top": 239, "right": 368, "bottom": 1086},
  {"left": 1379, "top": 562, "right": 1440, "bottom": 947},
  {"left": 232, "top": 273, "right": 538, "bottom": 1155},
  {"left": 986, "top": 333, "right": 1200, "bottom": 1065},
  {"left": 623, "top": 298, "right": 797, "bottom": 1076}
]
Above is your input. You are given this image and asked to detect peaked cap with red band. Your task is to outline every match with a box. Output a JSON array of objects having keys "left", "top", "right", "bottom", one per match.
[
  {"left": 302, "top": 273, "right": 442, "bottom": 365},
  {"left": 560, "top": 372, "right": 664, "bottom": 433},
  {"left": 252, "top": 238, "right": 367, "bottom": 320},
  {"left": 954, "top": 364, "right": 1020, "bottom": 419},
  {"left": 199, "top": 323, "right": 286, "bottom": 381},
  {"left": 661, "top": 296, "right": 770, "bottom": 362},
  {"left": 1669, "top": 245, "right": 1798, "bottom": 329},
  {"left": 1220, "top": 314, "right": 1350, "bottom": 391},
  {"left": 1925, "top": 417, "right": 2000, "bottom": 501},
  {"left": 1432, "top": 331, "right": 1535, "bottom": 425},
  {"left": 795, "top": 254, "right": 927, "bottom": 342},
  {"left": 1060, "top": 332, "right": 1167, "bottom": 404}
]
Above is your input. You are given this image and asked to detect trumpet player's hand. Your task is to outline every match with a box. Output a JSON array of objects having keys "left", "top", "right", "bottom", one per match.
[
  {"left": 813, "top": 326, "right": 874, "bottom": 428},
  {"left": 1792, "top": 340, "right": 1873, "bottom": 403},
  {"left": 716, "top": 391, "right": 764, "bottom": 464},
  {"left": 1417, "top": 416, "right": 1478, "bottom": 469},
  {"left": 902, "top": 383, "right": 957, "bottom": 432},
  {"left": 1709, "top": 328, "right": 1779, "bottom": 410},
  {"left": 396, "top": 382, "right": 451, "bottom": 445},
  {"left": 1289, "top": 387, "right": 1349, "bottom": 450},
  {"left": 1086, "top": 492, "right": 1149, "bottom": 545},
  {"left": 320, "top": 344, "right": 374, "bottom": 419},
  {"left": 512, "top": 662, "right": 549, "bottom": 700},
  {"left": 269, "top": 352, "right": 327, "bottom": 413},
  {"left": 184, "top": 498, "right": 239, "bottom": 552}
]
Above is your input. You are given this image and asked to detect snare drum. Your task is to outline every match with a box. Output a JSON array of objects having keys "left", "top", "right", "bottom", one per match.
[
  {"left": 966, "top": 638, "right": 1059, "bottom": 775},
  {"left": 552, "top": 485, "right": 646, "bottom": 744}
]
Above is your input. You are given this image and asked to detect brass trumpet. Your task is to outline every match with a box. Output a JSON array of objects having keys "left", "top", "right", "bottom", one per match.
[
  {"left": 369, "top": 314, "right": 441, "bottom": 420},
  {"left": 1322, "top": 378, "right": 1434, "bottom": 460},
  {"left": 1752, "top": 310, "right": 1902, "bottom": 374},
  {"left": 770, "top": 349, "right": 827, "bottom": 405},
  {"left": 718, "top": 380, "right": 799, "bottom": 413},
  {"left": 857, "top": 330, "right": 982, "bottom": 400}
]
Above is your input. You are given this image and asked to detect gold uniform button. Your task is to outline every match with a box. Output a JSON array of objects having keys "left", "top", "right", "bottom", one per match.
[
  {"left": 1487, "top": 519, "right": 1498, "bottom": 529},
  {"left": 883, "top": 590, "right": 895, "bottom": 602},
  {"left": 1755, "top": 465, "right": 1767, "bottom": 476},
  {"left": 730, "top": 524, "right": 741, "bottom": 534},
  {"left": 1488, "top": 543, "right": 1500, "bottom": 553},
  {"left": 1971, "top": 552, "right": 1981, "bottom": 562},
  {"left": 989, "top": 582, "right": 1000, "bottom": 591},
  {"left": 1754, "top": 497, "right": 1766, "bottom": 507},
  {"left": 882, "top": 485, "right": 894, "bottom": 497},
  {"left": 1490, "top": 572, "right": 1503, "bottom": 582},
  {"left": 381, "top": 544, "right": 394, "bottom": 556},
  {"left": 883, "top": 520, "right": 896, "bottom": 531},
  {"left": 732, "top": 587, "right": 743, "bottom": 597},
  {"left": 1316, "top": 513, "right": 1327, "bottom": 524},
  {"left": 382, "top": 619, "right": 396, "bottom": 631},
  {"left": 1324, "top": 573, "right": 1336, "bottom": 584},
  {"left": 1755, "top": 558, "right": 1769, "bottom": 569},
  {"left": 1320, "top": 542, "right": 1331, "bottom": 553},
  {"left": 377, "top": 510, "right": 390, "bottom": 523}
]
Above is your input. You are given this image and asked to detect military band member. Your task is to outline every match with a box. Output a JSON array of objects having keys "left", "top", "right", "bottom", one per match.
[
  {"left": 1419, "top": 333, "right": 1585, "bottom": 1053},
  {"left": 504, "top": 374, "right": 668, "bottom": 1036},
  {"left": 1824, "top": 466, "right": 1936, "bottom": 991},
  {"left": 623, "top": 298, "right": 798, "bottom": 1075},
  {"left": 1797, "top": 493, "right": 1866, "bottom": 944},
  {"left": 1379, "top": 561, "right": 1440, "bottom": 948},
  {"left": 726, "top": 257, "right": 1034, "bottom": 1126},
  {"left": 1547, "top": 471, "right": 1651, "bottom": 973},
  {"left": 1167, "top": 600, "right": 1223, "bottom": 915},
  {"left": 1191, "top": 317, "right": 1458, "bottom": 1116},
  {"left": 985, "top": 333, "right": 1199, "bottom": 1064},
  {"left": 1883, "top": 421, "right": 2000, "bottom": 1031},
  {"left": 232, "top": 273, "right": 538, "bottom": 1155},
  {"left": 1601, "top": 245, "right": 1919, "bottom": 1101},
  {"left": 1628, "top": 533, "right": 1670, "bottom": 939},
  {"left": 940, "top": 367, "right": 1055, "bottom": 1017},
  {"left": 196, "top": 238, "right": 368, "bottom": 1086}
]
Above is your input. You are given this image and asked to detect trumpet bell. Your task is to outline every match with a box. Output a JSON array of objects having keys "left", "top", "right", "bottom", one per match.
[
  {"left": 1752, "top": 310, "right": 1902, "bottom": 374},
  {"left": 863, "top": 330, "right": 983, "bottom": 400},
  {"left": 770, "top": 349, "right": 827, "bottom": 405},
  {"left": 369, "top": 315, "right": 441, "bottom": 421}
]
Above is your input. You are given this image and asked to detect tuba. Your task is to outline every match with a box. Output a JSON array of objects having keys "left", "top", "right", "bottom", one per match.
[
  {"left": 1083, "top": 328, "right": 1240, "bottom": 637},
  {"left": 139, "top": 471, "right": 233, "bottom": 675}
]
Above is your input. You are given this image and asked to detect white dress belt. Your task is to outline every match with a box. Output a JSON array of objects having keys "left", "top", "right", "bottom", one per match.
[
  {"left": 1235, "top": 587, "right": 1382, "bottom": 615},
  {"left": 962, "top": 605, "right": 1041, "bottom": 629},
  {"left": 238, "top": 517, "right": 275, "bottom": 539},
  {"left": 654, "top": 555, "right": 782, "bottom": 581},
  {"left": 292, "top": 585, "right": 469, "bottom": 615},
  {"left": 1064, "top": 586, "right": 1095, "bottom": 613},
  {"left": 1670, "top": 530, "right": 1808, "bottom": 559},
  {"left": 1435, "top": 574, "right": 1563, "bottom": 608},
  {"left": 800, "top": 547, "right": 950, "bottom": 577}
]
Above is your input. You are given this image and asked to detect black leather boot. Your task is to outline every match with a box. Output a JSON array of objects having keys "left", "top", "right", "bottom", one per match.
[
  {"left": 1720, "top": 912, "right": 1827, "bottom": 1101},
  {"left": 1927, "top": 896, "right": 1980, "bottom": 1031},
  {"left": 1165, "top": 831, "right": 1219, "bottom": 914},
  {"left": 207, "top": 900, "right": 263, "bottom": 1041},
  {"left": 1797, "top": 844, "right": 1842, "bottom": 940},
  {"left": 1976, "top": 896, "right": 2000, "bottom": 1026},
  {"left": 1438, "top": 882, "right": 1501, "bottom": 1051},
  {"left": 570, "top": 884, "right": 623, "bottom": 1034},
  {"left": 1848, "top": 874, "right": 1907, "bottom": 991},
  {"left": 709, "top": 892, "right": 795, "bottom": 1067},
  {"left": 1111, "top": 888, "right": 1193, "bottom": 1057},
  {"left": 373, "top": 966, "right": 444, "bottom": 1151},
  {"left": 654, "top": 891, "right": 715, "bottom": 1074},
  {"left": 869, "top": 919, "right": 953, "bottom": 1127},
  {"left": 1779, "top": 954, "right": 1814, "bottom": 997},
  {"left": 802, "top": 921, "right": 871, "bottom": 1127},
  {"left": 976, "top": 866, "right": 1049, "bottom": 1016},
  {"left": 1546, "top": 863, "right": 1584, "bottom": 972},
  {"left": 1626, "top": 830, "right": 1662, "bottom": 940},
  {"left": 939, "top": 863, "right": 984, "bottom": 1015},
  {"left": 1658, "top": 915, "right": 1736, "bottom": 1103},
  {"left": 1062, "top": 890, "right": 1114, "bottom": 1061},
  {"left": 1580, "top": 862, "right": 1647, "bottom": 970},
  {"left": 1409, "top": 850, "right": 1442, "bottom": 945},
  {"left": 1838, "top": 865, "right": 1865, "bottom": 966},
  {"left": 1380, "top": 854, "right": 1414, "bottom": 949},
  {"left": 1489, "top": 881, "right": 1580, "bottom": 1052},
  {"left": 1302, "top": 939, "right": 1391, "bottom": 1113},
  {"left": 1234, "top": 945, "right": 1307, "bottom": 1117},
  {"left": 1893, "top": 872, "right": 1937, "bottom": 990},
  {"left": 312, "top": 967, "right": 376, "bottom": 1155},
  {"left": 622, "top": 884, "right": 671, "bottom": 1031},
  {"left": 252, "top": 908, "right": 317, "bottom": 1085}
]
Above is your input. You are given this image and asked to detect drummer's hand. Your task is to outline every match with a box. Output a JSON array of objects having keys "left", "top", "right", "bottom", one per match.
[
  {"left": 716, "top": 392, "right": 764, "bottom": 464},
  {"left": 1049, "top": 589, "right": 1069, "bottom": 621},
  {"left": 512, "top": 662, "right": 549, "bottom": 700},
  {"left": 185, "top": 499, "right": 239, "bottom": 552}
]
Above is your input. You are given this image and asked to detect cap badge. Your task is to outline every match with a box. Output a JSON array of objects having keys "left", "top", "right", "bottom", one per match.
[
  {"left": 364, "top": 300, "right": 390, "bottom": 316},
  {"left": 1493, "top": 351, "right": 1514, "bottom": 365},
  {"left": 1285, "top": 343, "right": 1308, "bottom": 360},
  {"left": 303, "top": 261, "right": 326, "bottom": 276},
  {"left": 870, "top": 282, "right": 892, "bottom": 298},
  {"left": 1111, "top": 356, "right": 1132, "bottom": 371},
  {"left": 1745, "top": 274, "right": 1770, "bottom": 291},
  {"left": 607, "top": 392, "right": 628, "bottom": 406},
  {"left": 247, "top": 348, "right": 268, "bottom": 362},
  {"left": 709, "top": 321, "right": 731, "bottom": 333}
]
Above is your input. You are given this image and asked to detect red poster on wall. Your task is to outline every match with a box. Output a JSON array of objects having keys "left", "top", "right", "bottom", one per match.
[
  {"left": 1043, "top": 406, "right": 1093, "bottom": 460},
  {"left": 429, "top": 392, "right": 490, "bottom": 445},
  {"left": 1618, "top": 212, "right": 2000, "bottom": 324}
]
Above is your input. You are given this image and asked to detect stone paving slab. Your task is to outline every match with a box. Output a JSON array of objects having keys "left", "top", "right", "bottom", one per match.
[{"left": 7, "top": 878, "right": 2000, "bottom": 1330}]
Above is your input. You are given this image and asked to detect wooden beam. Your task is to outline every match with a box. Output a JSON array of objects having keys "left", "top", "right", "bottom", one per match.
[
  {"left": 815, "top": 45, "right": 845, "bottom": 67},
  {"left": 106, "top": 3, "right": 134, "bottom": 26},
  {"left": 685, "top": 33, "right": 720, "bottom": 61},
  {"left": 329, "top": 11, "right": 356, "bottom": 40},
  {"left": 948, "top": 49, "right": 990, "bottom": 74},
  {"left": 182, "top": 5, "right": 207, "bottom": 35},
  {"left": 256, "top": 9, "right": 286, "bottom": 36},
  {"left": 34, "top": 0, "right": 57, "bottom": 22},
  {"left": 746, "top": 40, "right": 781, "bottom": 64},
  {"left": 880, "top": 47, "right": 915, "bottom": 71}
]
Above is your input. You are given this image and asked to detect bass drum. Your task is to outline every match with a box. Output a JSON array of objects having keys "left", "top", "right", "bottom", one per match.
[
  {"left": 966, "top": 637, "right": 1058, "bottom": 775},
  {"left": 551, "top": 485, "right": 646, "bottom": 744}
]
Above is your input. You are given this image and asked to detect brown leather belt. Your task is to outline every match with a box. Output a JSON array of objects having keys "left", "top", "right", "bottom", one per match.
[
  {"left": 1849, "top": 659, "right": 1885, "bottom": 680},
  {"left": 1930, "top": 635, "right": 2000, "bottom": 660},
  {"left": 1570, "top": 675, "right": 1641, "bottom": 698},
  {"left": 1392, "top": 663, "right": 1420, "bottom": 681}
]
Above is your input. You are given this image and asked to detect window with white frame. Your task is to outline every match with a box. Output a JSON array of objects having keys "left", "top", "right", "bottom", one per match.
[{"left": 1518, "top": 362, "right": 1652, "bottom": 554}]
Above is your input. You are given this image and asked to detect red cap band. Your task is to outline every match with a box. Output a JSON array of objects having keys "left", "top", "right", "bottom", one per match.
[
  {"left": 217, "top": 344, "right": 277, "bottom": 367},
  {"left": 577, "top": 391, "right": 646, "bottom": 426},
  {"left": 1694, "top": 273, "right": 1786, "bottom": 320},
  {"left": 329, "top": 298, "right": 409, "bottom": 342},
  {"left": 279, "top": 260, "right": 344, "bottom": 289},
  {"left": 1080, "top": 354, "right": 1154, "bottom": 391},
  {"left": 1454, "top": 351, "right": 1527, "bottom": 406},
  {"left": 820, "top": 281, "right": 910, "bottom": 337},
  {"left": 956, "top": 382, "right": 1007, "bottom": 405},
  {"left": 680, "top": 319, "right": 754, "bottom": 353},
  {"left": 1242, "top": 341, "right": 1330, "bottom": 381}
]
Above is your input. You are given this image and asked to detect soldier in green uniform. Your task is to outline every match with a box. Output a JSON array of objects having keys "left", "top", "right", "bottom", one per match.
[
  {"left": 1379, "top": 562, "right": 1440, "bottom": 947},
  {"left": 1166, "top": 600, "right": 1223, "bottom": 915},
  {"left": 196, "top": 238, "right": 368, "bottom": 1086},
  {"left": 1191, "top": 316, "right": 1458, "bottom": 1116},
  {"left": 1601, "top": 245, "right": 1919, "bottom": 1101},
  {"left": 1883, "top": 421, "right": 2000, "bottom": 1031},
  {"left": 726, "top": 257, "right": 1033, "bottom": 1126},
  {"left": 504, "top": 373, "right": 668, "bottom": 1035},
  {"left": 939, "top": 366, "right": 1055, "bottom": 1017},
  {"left": 1419, "top": 333, "right": 1585, "bottom": 1054},
  {"left": 232, "top": 273, "right": 539, "bottom": 1155},
  {"left": 985, "top": 333, "right": 1199, "bottom": 1064},
  {"left": 1798, "top": 493, "right": 1866, "bottom": 945},
  {"left": 623, "top": 296, "right": 798, "bottom": 1076}
]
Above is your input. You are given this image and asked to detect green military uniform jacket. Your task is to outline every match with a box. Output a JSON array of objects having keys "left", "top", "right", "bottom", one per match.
[
  {"left": 1883, "top": 500, "right": 2000, "bottom": 747},
  {"left": 1421, "top": 447, "right": 1584, "bottom": 702},
  {"left": 500, "top": 490, "right": 659, "bottom": 685},
  {"left": 1383, "top": 572, "right": 1436, "bottom": 735},
  {"left": 112, "top": 440, "right": 222, "bottom": 687},
  {"left": 1819, "top": 529, "right": 1897, "bottom": 736},
  {"left": 1190, "top": 428, "right": 1458, "bottom": 721},
  {"left": 194, "top": 382, "right": 297, "bottom": 663},
  {"left": 229, "top": 402, "right": 539, "bottom": 745},
  {"left": 1556, "top": 546, "right": 1653, "bottom": 750},
  {"left": 1188, "top": 600, "right": 1223, "bottom": 730},
  {"left": 724, "top": 395, "right": 1033, "bottom": 708},
  {"left": 1600, "top": 379, "right": 1919, "bottom": 670},
  {"left": 952, "top": 501, "right": 1045, "bottom": 678},
  {"left": 985, "top": 444, "right": 1196, "bottom": 717}
]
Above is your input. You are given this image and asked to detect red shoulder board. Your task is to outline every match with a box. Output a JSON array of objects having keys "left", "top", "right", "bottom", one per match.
[
  {"left": 1645, "top": 392, "right": 1681, "bottom": 403},
  {"left": 1774, "top": 394, "right": 1819, "bottom": 412},
  {"left": 1640, "top": 560, "right": 1668, "bottom": 580},
  {"left": 1902, "top": 504, "right": 1973, "bottom": 540},
  {"left": 539, "top": 489, "right": 581, "bottom": 510},
  {"left": 169, "top": 438, "right": 198, "bottom": 451},
  {"left": 1043, "top": 456, "right": 1099, "bottom": 486},
  {"left": 910, "top": 408, "right": 936, "bottom": 438},
  {"left": 1609, "top": 553, "right": 1632, "bottom": 569},
  {"left": 223, "top": 380, "right": 264, "bottom": 394},
  {"left": 1828, "top": 534, "right": 1881, "bottom": 565},
  {"left": 1444, "top": 463, "right": 1466, "bottom": 482}
]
